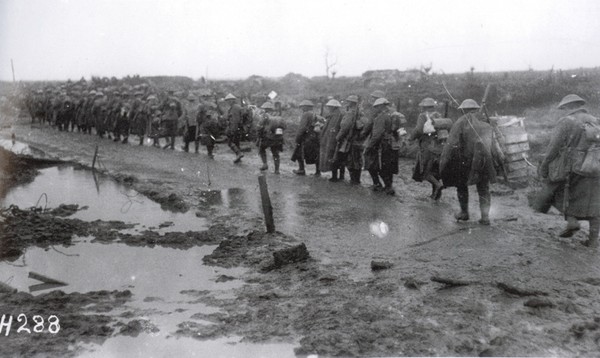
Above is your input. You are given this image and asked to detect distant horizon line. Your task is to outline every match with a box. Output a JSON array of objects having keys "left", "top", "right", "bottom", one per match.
[{"left": 2, "top": 65, "right": 600, "bottom": 83}]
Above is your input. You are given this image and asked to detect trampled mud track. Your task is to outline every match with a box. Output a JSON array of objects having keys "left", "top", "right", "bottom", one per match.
[{"left": 2, "top": 121, "right": 600, "bottom": 357}]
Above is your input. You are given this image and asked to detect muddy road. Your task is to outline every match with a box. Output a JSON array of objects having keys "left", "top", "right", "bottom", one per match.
[{"left": 2, "top": 119, "right": 600, "bottom": 357}]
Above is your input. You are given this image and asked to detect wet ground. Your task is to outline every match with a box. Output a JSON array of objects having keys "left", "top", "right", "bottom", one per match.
[{"left": 2, "top": 120, "right": 600, "bottom": 357}]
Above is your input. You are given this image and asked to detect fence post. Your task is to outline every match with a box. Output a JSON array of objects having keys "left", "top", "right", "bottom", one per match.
[{"left": 258, "top": 175, "right": 275, "bottom": 233}]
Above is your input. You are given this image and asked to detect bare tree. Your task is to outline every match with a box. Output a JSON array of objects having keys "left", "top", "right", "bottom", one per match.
[{"left": 324, "top": 46, "right": 338, "bottom": 79}]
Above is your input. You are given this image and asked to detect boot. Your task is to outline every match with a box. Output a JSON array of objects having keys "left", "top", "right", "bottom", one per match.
[
  {"left": 139, "top": 136, "right": 144, "bottom": 146},
  {"left": 369, "top": 170, "right": 383, "bottom": 191},
  {"left": 479, "top": 202, "right": 491, "bottom": 225},
  {"left": 455, "top": 187, "right": 470, "bottom": 221},
  {"left": 194, "top": 142, "right": 199, "bottom": 154},
  {"left": 426, "top": 174, "right": 443, "bottom": 200},
  {"left": 259, "top": 152, "right": 268, "bottom": 171},
  {"left": 350, "top": 170, "right": 361, "bottom": 185},
  {"left": 183, "top": 142, "right": 190, "bottom": 152},
  {"left": 339, "top": 166, "right": 346, "bottom": 181},
  {"left": 383, "top": 176, "right": 395, "bottom": 196},
  {"left": 273, "top": 156, "right": 280, "bottom": 174},
  {"left": 294, "top": 160, "right": 306, "bottom": 175},
  {"left": 313, "top": 162, "right": 321, "bottom": 177},
  {"left": 559, "top": 216, "right": 581, "bottom": 238},
  {"left": 234, "top": 153, "right": 244, "bottom": 163},
  {"left": 583, "top": 218, "right": 599, "bottom": 248},
  {"left": 329, "top": 170, "right": 339, "bottom": 182}
]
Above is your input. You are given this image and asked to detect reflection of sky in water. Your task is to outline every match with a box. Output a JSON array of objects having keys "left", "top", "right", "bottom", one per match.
[
  {"left": 1, "top": 166, "right": 207, "bottom": 233},
  {"left": 0, "top": 242, "right": 243, "bottom": 299},
  {"left": 80, "top": 335, "right": 297, "bottom": 358},
  {"left": 0, "top": 241, "right": 296, "bottom": 357}
]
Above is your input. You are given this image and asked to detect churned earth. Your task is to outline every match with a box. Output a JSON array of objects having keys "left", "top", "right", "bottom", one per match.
[{"left": 1, "top": 117, "right": 600, "bottom": 357}]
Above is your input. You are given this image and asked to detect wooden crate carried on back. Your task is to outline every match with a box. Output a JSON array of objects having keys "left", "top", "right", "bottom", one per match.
[{"left": 490, "top": 115, "right": 531, "bottom": 184}]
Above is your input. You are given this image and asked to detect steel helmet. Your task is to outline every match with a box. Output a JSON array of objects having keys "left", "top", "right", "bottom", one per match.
[
  {"left": 370, "top": 90, "right": 385, "bottom": 98},
  {"left": 299, "top": 100, "right": 314, "bottom": 107},
  {"left": 458, "top": 99, "right": 480, "bottom": 110},
  {"left": 418, "top": 97, "right": 436, "bottom": 107},
  {"left": 345, "top": 95, "right": 359, "bottom": 103},
  {"left": 261, "top": 101, "right": 274, "bottom": 110},
  {"left": 373, "top": 98, "right": 390, "bottom": 107},
  {"left": 557, "top": 94, "right": 585, "bottom": 109},
  {"left": 225, "top": 93, "right": 237, "bottom": 100},
  {"left": 325, "top": 99, "right": 342, "bottom": 107}
]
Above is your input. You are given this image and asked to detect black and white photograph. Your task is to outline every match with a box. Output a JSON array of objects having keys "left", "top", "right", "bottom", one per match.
[{"left": 1, "top": 0, "right": 600, "bottom": 357}]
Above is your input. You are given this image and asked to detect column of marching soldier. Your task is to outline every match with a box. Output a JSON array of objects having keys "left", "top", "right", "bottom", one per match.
[{"left": 21, "top": 86, "right": 600, "bottom": 246}]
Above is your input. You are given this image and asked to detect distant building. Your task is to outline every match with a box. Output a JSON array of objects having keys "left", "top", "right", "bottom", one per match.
[{"left": 361, "top": 69, "right": 422, "bottom": 88}]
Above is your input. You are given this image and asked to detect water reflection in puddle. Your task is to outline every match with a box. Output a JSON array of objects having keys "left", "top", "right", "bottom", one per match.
[
  {"left": 1, "top": 166, "right": 207, "bottom": 233},
  {"left": 0, "top": 138, "right": 47, "bottom": 157},
  {"left": 197, "top": 187, "right": 252, "bottom": 211},
  {"left": 0, "top": 241, "right": 299, "bottom": 357},
  {"left": 0, "top": 242, "right": 243, "bottom": 298},
  {"left": 80, "top": 335, "right": 297, "bottom": 358}
]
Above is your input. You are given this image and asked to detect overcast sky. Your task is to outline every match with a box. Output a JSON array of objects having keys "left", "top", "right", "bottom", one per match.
[{"left": 1, "top": 0, "right": 600, "bottom": 81}]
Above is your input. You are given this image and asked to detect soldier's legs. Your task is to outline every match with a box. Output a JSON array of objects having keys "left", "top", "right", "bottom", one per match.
[
  {"left": 314, "top": 157, "right": 321, "bottom": 176},
  {"left": 456, "top": 185, "right": 470, "bottom": 221},
  {"left": 368, "top": 169, "right": 382, "bottom": 190},
  {"left": 349, "top": 169, "right": 361, "bottom": 184},
  {"left": 259, "top": 147, "right": 268, "bottom": 170},
  {"left": 122, "top": 123, "right": 129, "bottom": 143},
  {"left": 584, "top": 217, "right": 600, "bottom": 248},
  {"left": 559, "top": 216, "right": 581, "bottom": 238},
  {"left": 294, "top": 159, "right": 306, "bottom": 175},
  {"left": 228, "top": 135, "right": 243, "bottom": 163},
  {"left": 425, "top": 174, "right": 443, "bottom": 200},
  {"left": 271, "top": 147, "right": 280, "bottom": 174},
  {"left": 476, "top": 181, "right": 491, "bottom": 225},
  {"left": 183, "top": 127, "right": 193, "bottom": 152},
  {"left": 228, "top": 136, "right": 241, "bottom": 155}
]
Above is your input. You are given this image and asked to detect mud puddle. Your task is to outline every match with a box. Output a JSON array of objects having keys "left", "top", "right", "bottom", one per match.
[
  {"left": 0, "top": 154, "right": 298, "bottom": 356},
  {"left": 1, "top": 165, "right": 208, "bottom": 233},
  {"left": 0, "top": 138, "right": 49, "bottom": 158},
  {"left": 0, "top": 242, "right": 299, "bottom": 357}
]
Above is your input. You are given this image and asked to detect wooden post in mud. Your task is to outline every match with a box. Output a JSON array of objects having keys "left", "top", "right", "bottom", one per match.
[
  {"left": 91, "top": 145, "right": 99, "bottom": 170},
  {"left": 258, "top": 175, "right": 275, "bottom": 233}
]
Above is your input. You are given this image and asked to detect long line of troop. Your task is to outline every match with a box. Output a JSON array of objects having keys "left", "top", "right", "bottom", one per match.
[{"left": 21, "top": 88, "right": 600, "bottom": 247}]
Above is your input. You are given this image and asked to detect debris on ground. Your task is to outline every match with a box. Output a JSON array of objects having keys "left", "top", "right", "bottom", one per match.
[{"left": 371, "top": 260, "right": 393, "bottom": 271}]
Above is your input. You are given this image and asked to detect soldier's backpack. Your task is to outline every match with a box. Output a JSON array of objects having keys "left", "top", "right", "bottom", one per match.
[{"left": 572, "top": 118, "right": 600, "bottom": 177}]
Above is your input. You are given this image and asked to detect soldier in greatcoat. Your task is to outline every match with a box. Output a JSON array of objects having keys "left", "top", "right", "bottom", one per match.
[
  {"left": 536, "top": 94, "right": 600, "bottom": 247},
  {"left": 411, "top": 97, "right": 445, "bottom": 200},
  {"left": 292, "top": 100, "right": 321, "bottom": 176},
  {"left": 440, "top": 99, "right": 499, "bottom": 225},
  {"left": 257, "top": 101, "right": 286, "bottom": 174},
  {"left": 336, "top": 95, "right": 366, "bottom": 184},
  {"left": 319, "top": 99, "right": 345, "bottom": 182},
  {"left": 225, "top": 93, "right": 244, "bottom": 163},
  {"left": 362, "top": 98, "right": 400, "bottom": 195}
]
